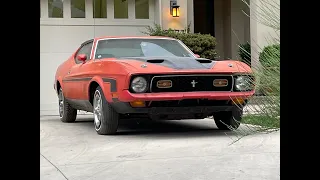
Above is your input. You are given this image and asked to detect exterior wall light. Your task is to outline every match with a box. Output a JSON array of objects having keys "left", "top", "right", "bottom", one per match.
[{"left": 170, "top": 0, "right": 180, "bottom": 17}]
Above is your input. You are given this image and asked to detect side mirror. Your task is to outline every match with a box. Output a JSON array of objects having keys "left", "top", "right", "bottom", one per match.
[
  {"left": 77, "top": 54, "right": 87, "bottom": 63},
  {"left": 194, "top": 54, "right": 200, "bottom": 58}
]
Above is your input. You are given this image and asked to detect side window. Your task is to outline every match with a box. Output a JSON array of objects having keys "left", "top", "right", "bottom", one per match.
[{"left": 75, "top": 42, "right": 93, "bottom": 64}]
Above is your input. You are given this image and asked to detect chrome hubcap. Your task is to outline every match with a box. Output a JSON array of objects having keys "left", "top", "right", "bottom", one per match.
[
  {"left": 58, "top": 90, "right": 64, "bottom": 118},
  {"left": 93, "top": 90, "right": 103, "bottom": 130}
]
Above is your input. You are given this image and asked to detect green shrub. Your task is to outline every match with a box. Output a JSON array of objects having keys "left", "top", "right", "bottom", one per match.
[
  {"left": 258, "top": 44, "right": 280, "bottom": 96},
  {"left": 142, "top": 24, "right": 217, "bottom": 60},
  {"left": 259, "top": 44, "right": 280, "bottom": 68},
  {"left": 238, "top": 42, "right": 251, "bottom": 66}
]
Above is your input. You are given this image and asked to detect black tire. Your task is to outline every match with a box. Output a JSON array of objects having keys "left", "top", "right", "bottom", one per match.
[
  {"left": 93, "top": 86, "right": 119, "bottom": 135},
  {"left": 58, "top": 88, "right": 77, "bottom": 123},
  {"left": 213, "top": 108, "right": 243, "bottom": 130}
]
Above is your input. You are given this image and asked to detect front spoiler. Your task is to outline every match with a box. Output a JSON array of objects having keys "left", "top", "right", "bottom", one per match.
[{"left": 111, "top": 101, "right": 237, "bottom": 114}]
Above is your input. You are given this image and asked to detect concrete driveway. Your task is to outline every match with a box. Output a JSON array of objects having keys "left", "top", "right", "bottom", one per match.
[{"left": 40, "top": 115, "right": 280, "bottom": 180}]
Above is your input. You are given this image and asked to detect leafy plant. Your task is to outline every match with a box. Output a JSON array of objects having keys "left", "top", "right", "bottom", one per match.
[
  {"left": 258, "top": 44, "right": 280, "bottom": 96},
  {"left": 259, "top": 44, "right": 280, "bottom": 68},
  {"left": 223, "top": 0, "right": 280, "bottom": 142},
  {"left": 238, "top": 42, "right": 251, "bottom": 66},
  {"left": 142, "top": 24, "right": 218, "bottom": 60}
]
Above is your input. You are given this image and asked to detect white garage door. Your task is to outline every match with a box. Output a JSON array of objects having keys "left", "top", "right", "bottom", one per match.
[{"left": 40, "top": 0, "right": 157, "bottom": 115}]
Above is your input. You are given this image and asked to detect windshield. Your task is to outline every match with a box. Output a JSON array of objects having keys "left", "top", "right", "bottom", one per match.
[{"left": 94, "top": 38, "right": 194, "bottom": 59}]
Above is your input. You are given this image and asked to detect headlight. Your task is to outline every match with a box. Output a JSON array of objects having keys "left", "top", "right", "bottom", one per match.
[
  {"left": 235, "top": 76, "right": 253, "bottom": 91},
  {"left": 131, "top": 76, "right": 148, "bottom": 93}
]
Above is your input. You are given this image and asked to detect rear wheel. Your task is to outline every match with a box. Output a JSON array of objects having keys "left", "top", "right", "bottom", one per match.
[
  {"left": 93, "top": 86, "right": 119, "bottom": 135},
  {"left": 214, "top": 108, "right": 243, "bottom": 130},
  {"left": 58, "top": 88, "right": 77, "bottom": 123}
]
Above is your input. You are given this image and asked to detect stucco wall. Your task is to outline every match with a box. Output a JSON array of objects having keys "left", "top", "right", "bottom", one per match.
[
  {"left": 230, "top": 0, "right": 251, "bottom": 60},
  {"left": 187, "top": 0, "right": 194, "bottom": 33},
  {"left": 250, "top": 0, "right": 280, "bottom": 68},
  {"left": 162, "top": 0, "right": 251, "bottom": 60},
  {"left": 214, "top": 0, "right": 225, "bottom": 59},
  {"left": 161, "top": 0, "right": 188, "bottom": 30},
  {"left": 213, "top": 0, "right": 250, "bottom": 60}
]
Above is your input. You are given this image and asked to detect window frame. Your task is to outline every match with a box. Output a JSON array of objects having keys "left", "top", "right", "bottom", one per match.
[
  {"left": 48, "top": 0, "right": 64, "bottom": 18},
  {"left": 114, "top": 0, "right": 129, "bottom": 19},
  {"left": 93, "top": 0, "right": 108, "bottom": 18},
  {"left": 41, "top": 0, "right": 155, "bottom": 25},
  {"left": 92, "top": 37, "right": 198, "bottom": 59},
  {"left": 135, "top": 0, "right": 149, "bottom": 19},
  {"left": 70, "top": 0, "right": 86, "bottom": 18}
]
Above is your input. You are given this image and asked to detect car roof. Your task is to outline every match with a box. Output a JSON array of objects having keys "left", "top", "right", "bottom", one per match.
[{"left": 94, "top": 36, "right": 176, "bottom": 41}]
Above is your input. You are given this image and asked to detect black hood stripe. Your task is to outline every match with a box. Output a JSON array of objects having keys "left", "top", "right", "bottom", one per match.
[{"left": 122, "top": 57, "right": 216, "bottom": 70}]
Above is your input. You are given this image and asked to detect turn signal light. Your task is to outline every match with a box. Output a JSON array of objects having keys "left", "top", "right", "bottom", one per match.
[
  {"left": 213, "top": 79, "right": 228, "bottom": 87},
  {"left": 231, "top": 97, "right": 246, "bottom": 105},
  {"left": 157, "top": 80, "right": 172, "bottom": 88},
  {"left": 130, "top": 100, "right": 146, "bottom": 107}
]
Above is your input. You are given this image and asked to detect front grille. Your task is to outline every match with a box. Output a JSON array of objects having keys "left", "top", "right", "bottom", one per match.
[{"left": 150, "top": 75, "right": 233, "bottom": 93}]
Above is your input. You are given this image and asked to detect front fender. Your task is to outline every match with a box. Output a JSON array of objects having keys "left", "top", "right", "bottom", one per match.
[{"left": 89, "top": 76, "right": 115, "bottom": 103}]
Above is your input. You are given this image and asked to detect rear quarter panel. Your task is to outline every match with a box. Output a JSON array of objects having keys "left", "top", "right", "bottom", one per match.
[{"left": 55, "top": 53, "right": 77, "bottom": 91}]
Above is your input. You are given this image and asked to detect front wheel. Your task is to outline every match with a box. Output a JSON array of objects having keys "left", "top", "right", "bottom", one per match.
[
  {"left": 213, "top": 108, "right": 243, "bottom": 130},
  {"left": 58, "top": 88, "right": 77, "bottom": 123},
  {"left": 93, "top": 86, "right": 119, "bottom": 135}
]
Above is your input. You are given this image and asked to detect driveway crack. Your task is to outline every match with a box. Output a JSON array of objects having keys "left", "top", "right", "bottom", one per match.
[{"left": 40, "top": 153, "right": 69, "bottom": 180}]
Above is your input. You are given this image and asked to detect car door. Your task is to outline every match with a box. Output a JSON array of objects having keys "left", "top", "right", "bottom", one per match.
[{"left": 63, "top": 41, "right": 94, "bottom": 100}]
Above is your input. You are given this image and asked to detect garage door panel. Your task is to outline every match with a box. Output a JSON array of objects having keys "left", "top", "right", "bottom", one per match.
[
  {"left": 40, "top": 24, "right": 153, "bottom": 115},
  {"left": 40, "top": 26, "right": 95, "bottom": 53},
  {"left": 40, "top": 52, "right": 71, "bottom": 112},
  {"left": 93, "top": 25, "right": 150, "bottom": 37}
]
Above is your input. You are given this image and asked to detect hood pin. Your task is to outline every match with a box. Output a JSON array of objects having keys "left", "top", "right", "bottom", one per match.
[{"left": 228, "top": 64, "right": 233, "bottom": 67}]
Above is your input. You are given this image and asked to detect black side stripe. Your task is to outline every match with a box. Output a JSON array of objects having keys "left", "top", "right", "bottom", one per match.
[
  {"left": 102, "top": 78, "right": 117, "bottom": 92},
  {"left": 62, "top": 77, "right": 92, "bottom": 82},
  {"left": 112, "top": 98, "right": 119, "bottom": 102},
  {"left": 62, "top": 77, "right": 117, "bottom": 92}
]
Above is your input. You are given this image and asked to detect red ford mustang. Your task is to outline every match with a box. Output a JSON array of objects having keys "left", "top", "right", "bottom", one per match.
[{"left": 54, "top": 36, "right": 255, "bottom": 135}]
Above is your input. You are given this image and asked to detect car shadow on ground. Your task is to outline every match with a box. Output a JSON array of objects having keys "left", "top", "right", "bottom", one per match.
[{"left": 73, "top": 116, "right": 237, "bottom": 138}]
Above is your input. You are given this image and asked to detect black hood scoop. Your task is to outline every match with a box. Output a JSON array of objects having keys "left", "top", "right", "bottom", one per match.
[{"left": 123, "top": 56, "right": 216, "bottom": 70}]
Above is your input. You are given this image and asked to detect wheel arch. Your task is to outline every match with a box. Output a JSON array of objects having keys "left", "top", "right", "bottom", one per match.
[
  {"left": 56, "top": 77, "right": 64, "bottom": 95},
  {"left": 88, "top": 76, "right": 112, "bottom": 105}
]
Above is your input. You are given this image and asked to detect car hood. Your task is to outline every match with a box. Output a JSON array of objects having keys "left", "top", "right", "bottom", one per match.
[
  {"left": 101, "top": 56, "right": 252, "bottom": 74},
  {"left": 123, "top": 57, "right": 215, "bottom": 70}
]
